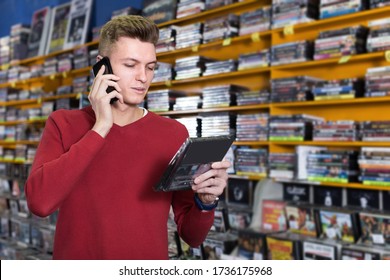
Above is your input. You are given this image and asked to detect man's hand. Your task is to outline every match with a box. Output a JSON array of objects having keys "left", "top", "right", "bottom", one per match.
[{"left": 192, "top": 160, "right": 231, "bottom": 204}]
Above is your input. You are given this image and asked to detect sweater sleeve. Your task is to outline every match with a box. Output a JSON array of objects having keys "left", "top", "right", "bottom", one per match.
[
  {"left": 171, "top": 189, "right": 214, "bottom": 247},
  {"left": 25, "top": 115, "right": 105, "bottom": 217}
]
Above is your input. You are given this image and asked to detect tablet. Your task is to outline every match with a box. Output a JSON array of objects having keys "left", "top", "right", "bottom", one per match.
[{"left": 154, "top": 135, "right": 235, "bottom": 192}]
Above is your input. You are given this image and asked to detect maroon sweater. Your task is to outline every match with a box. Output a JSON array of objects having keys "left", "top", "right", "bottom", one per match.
[{"left": 25, "top": 106, "right": 214, "bottom": 259}]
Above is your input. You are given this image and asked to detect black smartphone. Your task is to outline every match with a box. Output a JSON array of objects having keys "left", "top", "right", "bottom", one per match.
[{"left": 92, "top": 56, "right": 118, "bottom": 104}]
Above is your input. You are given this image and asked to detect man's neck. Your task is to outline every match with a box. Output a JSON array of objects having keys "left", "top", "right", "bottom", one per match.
[{"left": 112, "top": 105, "right": 144, "bottom": 126}]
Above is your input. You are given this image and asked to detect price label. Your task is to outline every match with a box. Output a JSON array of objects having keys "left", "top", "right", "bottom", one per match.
[
  {"left": 165, "top": 80, "right": 172, "bottom": 87},
  {"left": 251, "top": 32, "right": 261, "bottom": 42},
  {"left": 222, "top": 37, "right": 232, "bottom": 46},
  {"left": 338, "top": 55, "right": 351, "bottom": 64},
  {"left": 62, "top": 71, "right": 68, "bottom": 78},
  {"left": 283, "top": 25, "right": 294, "bottom": 36},
  {"left": 50, "top": 74, "right": 55, "bottom": 80},
  {"left": 37, "top": 97, "right": 42, "bottom": 104},
  {"left": 191, "top": 45, "right": 199, "bottom": 52},
  {"left": 76, "top": 93, "right": 82, "bottom": 99}
]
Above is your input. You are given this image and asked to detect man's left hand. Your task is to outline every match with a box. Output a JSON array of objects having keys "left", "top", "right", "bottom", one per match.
[{"left": 192, "top": 160, "right": 231, "bottom": 204}]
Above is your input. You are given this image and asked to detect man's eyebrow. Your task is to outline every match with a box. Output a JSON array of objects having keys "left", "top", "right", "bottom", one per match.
[{"left": 121, "top": 58, "right": 157, "bottom": 65}]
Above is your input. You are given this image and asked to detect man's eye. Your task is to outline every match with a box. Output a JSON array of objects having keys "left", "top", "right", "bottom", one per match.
[{"left": 125, "top": 64, "right": 135, "bottom": 68}]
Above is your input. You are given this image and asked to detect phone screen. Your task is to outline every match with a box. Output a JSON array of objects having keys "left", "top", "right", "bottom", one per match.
[{"left": 92, "top": 57, "right": 118, "bottom": 103}]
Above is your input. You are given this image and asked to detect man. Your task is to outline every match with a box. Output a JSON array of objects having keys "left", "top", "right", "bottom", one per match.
[{"left": 25, "top": 15, "right": 230, "bottom": 259}]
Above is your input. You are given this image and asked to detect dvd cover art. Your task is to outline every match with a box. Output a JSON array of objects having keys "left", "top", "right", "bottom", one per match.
[
  {"left": 64, "top": 0, "right": 93, "bottom": 49},
  {"left": 261, "top": 200, "right": 287, "bottom": 231},
  {"left": 27, "top": 6, "right": 52, "bottom": 57},
  {"left": 319, "top": 209, "right": 359, "bottom": 243},
  {"left": 46, "top": 2, "right": 71, "bottom": 54},
  {"left": 286, "top": 204, "right": 318, "bottom": 237},
  {"left": 359, "top": 212, "right": 390, "bottom": 246}
]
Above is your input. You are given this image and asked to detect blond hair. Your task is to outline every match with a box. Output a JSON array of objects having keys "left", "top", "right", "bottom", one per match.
[{"left": 98, "top": 15, "right": 159, "bottom": 56}]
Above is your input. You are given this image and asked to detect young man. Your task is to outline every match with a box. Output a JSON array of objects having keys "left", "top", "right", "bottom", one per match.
[{"left": 25, "top": 15, "right": 230, "bottom": 259}]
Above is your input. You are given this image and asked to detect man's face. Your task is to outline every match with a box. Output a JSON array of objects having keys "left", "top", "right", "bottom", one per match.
[{"left": 108, "top": 37, "right": 157, "bottom": 105}]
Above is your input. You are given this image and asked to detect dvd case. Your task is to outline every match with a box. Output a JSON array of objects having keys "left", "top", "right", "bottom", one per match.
[{"left": 154, "top": 135, "right": 234, "bottom": 191}]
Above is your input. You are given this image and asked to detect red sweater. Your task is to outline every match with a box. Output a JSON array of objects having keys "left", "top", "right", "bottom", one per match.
[{"left": 25, "top": 106, "right": 214, "bottom": 259}]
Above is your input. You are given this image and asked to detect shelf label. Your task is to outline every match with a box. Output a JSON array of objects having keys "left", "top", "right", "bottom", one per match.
[
  {"left": 62, "top": 71, "right": 68, "bottom": 78},
  {"left": 251, "top": 32, "right": 261, "bottom": 42},
  {"left": 37, "top": 97, "right": 42, "bottom": 104},
  {"left": 11, "top": 82, "right": 16, "bottom": 88},
  {"left": 50, "top": 74, "right": 55, "bottom": 80},
  {"left": 191, "top": 45, "right": 199, "bottom": 52},
  {"left": 338, "top": 55, "right": 351, "bottom": 64},
  {"left": 76, "top": 93, "right": 82, "bottom": 99},
  {"left": 165, "top": 80, "right": 172, "bottom": 87},
  {"left": 283, "top": 25, "right": 294, "bottom": 36},
  {"left": 222, "top": 37, "right": 232, "bottom": 46},
  {"left": 385, "top": 50, "right": 390, "bottom": 62}
]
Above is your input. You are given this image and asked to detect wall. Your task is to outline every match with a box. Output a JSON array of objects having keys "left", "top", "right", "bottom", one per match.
[{"left": 0, "top": 0, "right": 144, "bottom": 38}]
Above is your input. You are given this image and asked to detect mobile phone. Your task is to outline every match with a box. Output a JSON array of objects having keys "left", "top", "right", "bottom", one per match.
[{"left": 92, "top": 56, "right": 118, "bottom": 104}]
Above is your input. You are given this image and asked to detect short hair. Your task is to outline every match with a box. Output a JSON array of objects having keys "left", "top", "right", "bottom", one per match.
[{"left": 98, "top": 15, "right": 159, "bottom": 56}]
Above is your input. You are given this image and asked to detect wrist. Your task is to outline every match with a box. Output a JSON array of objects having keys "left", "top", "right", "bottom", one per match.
[{"left": 194, "top": 193, "right": 219, "bottom": 211}]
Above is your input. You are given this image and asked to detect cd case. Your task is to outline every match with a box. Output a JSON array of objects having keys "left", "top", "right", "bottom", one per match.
[{"left": 154, "top": 135, "right": 234, "bottom": 192}]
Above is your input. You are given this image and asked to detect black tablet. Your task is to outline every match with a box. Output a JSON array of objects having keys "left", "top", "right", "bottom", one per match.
[{"left": 154, "top": 135, "right": 235, "bottom": 192}]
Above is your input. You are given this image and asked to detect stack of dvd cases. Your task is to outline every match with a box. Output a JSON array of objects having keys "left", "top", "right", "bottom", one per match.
[
  {"left": 0, "top": 36, "right": 10, "bottom": 66},
  {"left": 9, "top": 23, "right": 30, "bottom": 62},
  {"left": 367, "top": 17, "right": 390, "bottom": 52},
  {"left": 271, "top": 0, "right": 319, "bottom": 29},
  {"left": 313, "top": 120, "right": 359, "bottom": 141},
  {"left": 314, "top": 25, "right": 368, "bottom": 60},
  {"left": 238, "top": 50, "right": 270, "bottom": 70},
  {"left": 360, "top": 121, "right": 390, "bottom": 141},
  {"left": 369, "top": 0, "right": 390, "bottom": 7},
  {"left": 156, "top": 26, "right": 177, "bottom": 53},
  {"left": 271, "top": 41, "right": 314, "bottom": 66},
  {"left": 358, "top": 147, "right": 390, "bottom": 186},
  {"left": 205, "top": 0, "right": 235, "bottom": 9},
  {"left": 142, "top": 0, "right": 177, "bottom": 24},
  {"left": 312, "top": 78, "right": 364, "bottom": 100},
  {"left": 176, "top": 0, "right": 205, "bottom": 19},
  {"left": 152, "top": 62, "right": 173, "bottom": 83},
  {"left": 235, "top": 113, "right": 269, "bottom": 141},
  {"left": 234, "top": 147, "right": 268, "bottom": 177},
  {"left": 173, "top": 94, "right": 202, "bottom": 111},
  {"left": 174, "top": 55, "right": 214, "bottom": 80},
  {"left": 319, "top": 0, "right": 368, "bottom": 19},
  {"left": 146, "top": 89, "right": 186, "bottom": 112},
  {"left": 203, "top": 59, "right": 237, "bottom": 76},
  {"left": 175, "top": 22, "right": 203, "bottom": 49},
  {"left": 239, "top": 6, "right": 271, "bottom": 36},
  {"left": 42, "top": 57, "right": 58, "bottom": 76},
  {"left": 269, "top": 114, "right": 324, "bottom": 141},
  {"left": 201, "top": 85, "right": 241, "bottom": 108},
  {"left": 271, "top": 76, "right": 322, "bottom": 102},
  {"left": 203, "top": 14, "right": 239, "bottom": 43},
  {"left": 73, "top": 47, "right": 90, "bottom": 69},
  {"left": 365, "top": 66, "right": 390, "bottom": 97},
  {"left": 198, "top": 112, "right": 234, "bottom": 137},
  {"left": 57, "top": 53, "right": 73, "bottom": 72},
  {"left": 236, "top": 89, "right": 270, "bottom": 105},
  {"left": 269, "top": 152, "right": 296, "bottom": 179},
  {"left": 175, "top": 116, "right": 200, "bottom": 137},
  {"left": 72, "top": 76, "right": 89, "bottom": 94},
  {"left": 307, "top": 150, "right": 360, "bottom": 183}
]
